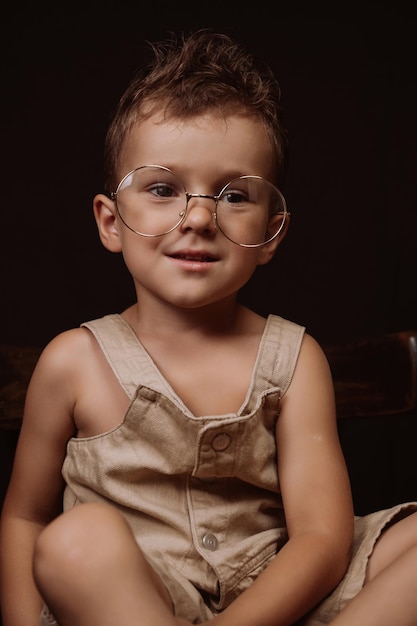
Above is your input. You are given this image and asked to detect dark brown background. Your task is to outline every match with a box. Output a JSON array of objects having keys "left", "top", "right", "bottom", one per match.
[
  {"left": 1, "top": 2, "right": 416, "bottom": 348},
  {"left": 0, "top": 3, "right": 416, "bottom": 588}
]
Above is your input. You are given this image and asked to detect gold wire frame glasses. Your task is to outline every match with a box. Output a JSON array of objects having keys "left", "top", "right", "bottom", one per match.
[{"left": 110, "top": 165, "right": 288, "bottom": 248}]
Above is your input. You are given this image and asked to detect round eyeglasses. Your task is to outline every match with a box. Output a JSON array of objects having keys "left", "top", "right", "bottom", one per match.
[{"left": 110, "top": 165, "right": 288, "bottom": 248}]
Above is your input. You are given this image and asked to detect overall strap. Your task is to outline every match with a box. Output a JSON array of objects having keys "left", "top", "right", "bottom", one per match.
[
  {"left": 81, "top": 314, "right": 173, "bottom": 401},
  {"left": 251, "top": 315, "right": 305, "bottom": 400}
]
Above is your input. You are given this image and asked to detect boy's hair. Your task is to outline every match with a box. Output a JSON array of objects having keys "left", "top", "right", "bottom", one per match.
[{"left": 104, "top": 30, "right": 287, "bottom": 193}]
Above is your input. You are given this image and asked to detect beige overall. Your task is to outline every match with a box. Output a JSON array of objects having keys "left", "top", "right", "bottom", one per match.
[{"left": 40, "top": 314, "right": 417, "bottom": 625}]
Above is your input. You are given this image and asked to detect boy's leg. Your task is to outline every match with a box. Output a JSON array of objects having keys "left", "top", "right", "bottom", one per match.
[
  {"left": 330, "top": 512, "right": 417, "bottom": 625},
  {"left": 33, "top": 502, "right": 180, "bottom": 626}
]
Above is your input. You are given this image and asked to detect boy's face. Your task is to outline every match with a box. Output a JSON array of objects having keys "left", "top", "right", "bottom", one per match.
[{"left": 95, "top": 113, "right": 287, "bottom": 311}]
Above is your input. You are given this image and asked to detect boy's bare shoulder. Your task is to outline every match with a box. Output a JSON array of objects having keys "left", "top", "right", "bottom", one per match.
[
  {"left": 33, "top": 326, "right": 97, "bottom": 384},
  {"left": 298, "top": 332, "right": 331, "bottom": 367}
]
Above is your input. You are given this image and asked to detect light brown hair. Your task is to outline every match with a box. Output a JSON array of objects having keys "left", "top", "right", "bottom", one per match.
[{"left": 104, "top": 30, "right": 286, "bottom": 193}]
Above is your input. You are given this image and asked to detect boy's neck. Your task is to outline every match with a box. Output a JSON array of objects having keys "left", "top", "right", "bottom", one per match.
[{"left": 121, "top": 298, "right": 260, "bottom": 340}]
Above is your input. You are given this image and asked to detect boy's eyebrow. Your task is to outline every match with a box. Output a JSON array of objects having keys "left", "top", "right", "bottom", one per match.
[{"left": 150, "top": 165, "right": 259, "bottom": 185}]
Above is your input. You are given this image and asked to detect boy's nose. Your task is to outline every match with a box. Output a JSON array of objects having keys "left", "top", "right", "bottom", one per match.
[{"left": 180, "top": 196, "right": 218, "bottom": 235}]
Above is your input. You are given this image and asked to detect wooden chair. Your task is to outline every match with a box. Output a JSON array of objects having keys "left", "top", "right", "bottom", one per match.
[{"left": 1, "top": 332, "right": 417, "bottom": 514}]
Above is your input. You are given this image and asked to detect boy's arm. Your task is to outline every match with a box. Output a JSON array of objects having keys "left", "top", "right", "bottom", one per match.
[
  {"left": 0, "top": 334, "right": 78, "bottom": 626},
  {"left": 210, "top": 333, "right": 354, "bottom": 626}
]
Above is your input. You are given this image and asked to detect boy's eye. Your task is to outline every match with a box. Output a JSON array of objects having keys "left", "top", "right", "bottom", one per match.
[
  {"left": 221, "top": 190, "right": 249, "bottom": 204},
  {"left": 147, "top": 183, "right": 179, "bottom": 199}
]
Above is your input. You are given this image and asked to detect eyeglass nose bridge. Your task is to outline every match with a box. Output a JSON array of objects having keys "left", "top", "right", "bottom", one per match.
[
  {"left": 184, "top": 192, "right": 220, "bottom": 222},
  {"left": 185, "top": 192, "right": 220, "bottom": 206}
]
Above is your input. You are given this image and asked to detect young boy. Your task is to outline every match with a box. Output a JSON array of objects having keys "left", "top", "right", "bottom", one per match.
[{"left": 1, "top": 30, "right": 416, "bottom": 626}]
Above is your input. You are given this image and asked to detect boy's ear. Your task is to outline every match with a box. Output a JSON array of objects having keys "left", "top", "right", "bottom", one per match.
[
  {"left": 257, "top": 212, "right": 290, "bottom": 266},
  {"left": 93, "top": 194, "right": 122, "bottom": 253}
]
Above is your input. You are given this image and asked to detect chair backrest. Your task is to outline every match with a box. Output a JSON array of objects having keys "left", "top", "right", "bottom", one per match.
[
  {"left": 323, "top": 330, "right": 417, "bottom": 514},
  {"left": 323, "top": 330, "right": 417, "bottom": 419},
  {"left": 0, "top": 345, "right": 42, "bottom": 430}
]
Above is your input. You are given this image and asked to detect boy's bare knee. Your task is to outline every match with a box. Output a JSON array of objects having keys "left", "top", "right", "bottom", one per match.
[
  {"left": 33, "top": 503, "right": 171, "bottom": 616},
  {"left": 33, "top": 503, "right": 131, "bottom": 588}
]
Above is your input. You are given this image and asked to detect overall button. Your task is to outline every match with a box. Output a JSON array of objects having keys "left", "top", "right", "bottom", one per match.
[
  {"left": 211, "top": 433, "right": 231, "bottom": 451},
  {"left": 202, "top": 533, "right": 218, "bottom": 551}
]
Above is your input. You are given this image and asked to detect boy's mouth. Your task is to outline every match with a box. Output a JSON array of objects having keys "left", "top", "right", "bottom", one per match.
[
  {"left": 172, "top": 253, "right": 216, "bottom": 262},
  {"left": 168, "top": 249, "right": 218, "bottom": 263}
]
